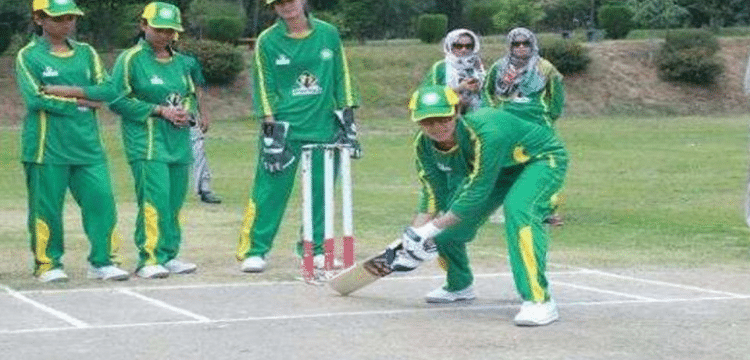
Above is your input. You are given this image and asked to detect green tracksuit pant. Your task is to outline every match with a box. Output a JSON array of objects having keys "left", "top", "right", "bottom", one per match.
[
  {"left": 24, "top": 162, "right": 121, "bottom": 276},
  {"left": 129, "top": 161, "right": 189, "bottom": 269},
  {"left": 436, "top": 159, "right": 567, "bottom": 303},
  {"left": 237, "top": 140, "right": 337, "bottom": 260}
]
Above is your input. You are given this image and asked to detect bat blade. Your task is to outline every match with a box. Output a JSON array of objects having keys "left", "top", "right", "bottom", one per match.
[{"left": 328, "top": 240, "right": 402, "bottom": 296}]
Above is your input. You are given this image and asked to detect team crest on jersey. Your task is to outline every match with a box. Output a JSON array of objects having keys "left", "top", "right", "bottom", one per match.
[
  {"left": 150, "top": 75, "right": 164, "bottom": 85},
  {"left": 275, "top": 54, "right": 290, "bottom": 66},
  {"left": 292, "top": 71, "right": 322, "bottom": 96},
  {"left": 436, "top": 163, "right": 452, "bottom": 172},
  {"left": 320, "top": 48, "right": 333, "bottom": 60},
  {"left": 42, "top": 66, "right": 59, "bottom": 77}
]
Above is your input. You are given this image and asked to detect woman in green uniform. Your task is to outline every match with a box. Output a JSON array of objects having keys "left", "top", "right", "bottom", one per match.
[
  {"left": 394, "top": 85, "right": 568, "bottom": 326},
  {"left": 15, "top": 0, "right": 128, "bottom": 282},
  {"left": 483, "top": 27, "right": 566, "bottom": 225},
  {"left": 482, "top": 27, "right": 565, "bottom": 127},
  {"left": 236, "top": 0, "right": 360, "bottom": 273},
  {"left": 108, "top": 2, "right": 199, "bottom": 279},
  {"left": 421, "top": 28, "right": 486, "bottom": 114}
]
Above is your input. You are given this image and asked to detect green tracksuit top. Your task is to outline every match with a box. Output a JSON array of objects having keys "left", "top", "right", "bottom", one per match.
[
  {"left": 15, "top": 36, "right": 111, "bottom": 165},
  {"left": 482, "top": 58, "right": 565, "bottom": 127},
  {"left": 182, "top": 54, "right": 205, "bottom": 115},
  {"left": 421, "top": 60, "right": 448, "bottom": 87},
  {"left": 109, "top": 39, "right": 195, "bottom": 164},
  {"left": 252, "top": 16, "right": 359, "bottom": 142},
  {"left": 415, "top": 107, "right": 567, "bottom": 219}
]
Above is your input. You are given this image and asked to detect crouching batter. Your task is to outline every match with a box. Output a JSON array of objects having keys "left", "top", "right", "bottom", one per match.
[{"left": 394, "top": 85, "right": 568, "bottom": 326}]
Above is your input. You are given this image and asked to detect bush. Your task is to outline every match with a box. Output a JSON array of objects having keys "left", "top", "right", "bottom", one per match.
[
  {"left": 416, "top": 14, "right": 447, "bottom": 44},
  {"left": 177, "top": 37, "right": 245, "bottom": 84},
  {"left": 188, "top": 0, "right": 247, "bottom": 42},
  {"left": 597, "top": 4, "right": 635, "bottom": 39},
  {"left": 539, "top": 39, "right": 591, "bottom": 74},
  {"left": 203, "top": 17, "right": 245, "bottom": 43},
  {"left": 656, "top": 29, "right": 724, "bottom": 85}
]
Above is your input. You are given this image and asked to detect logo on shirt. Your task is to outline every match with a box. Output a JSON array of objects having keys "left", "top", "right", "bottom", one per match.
[
  {"left": 436, "top": 163, "right": 452, "bottom": 172},
  {"left": 42, "top": 66, "right": 59, "bottom": 77},
  {"left": 292, "top": 71, "right": 322, "bottom": 96},
  {"left": 320, "top": 48, "right": 333, "bottom": 60},
  {"left": 150, "top": 75, "right": 164, "bottom": 85},
  {"left": 275, "top": 55, "right": 290, "bottom": 66}
]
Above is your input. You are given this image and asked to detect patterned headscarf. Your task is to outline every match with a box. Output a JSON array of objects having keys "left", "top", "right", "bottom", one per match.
[
  {"left": 443, "top": 29, "right": 485, "bottom": 111},
  {"left": 443, "top": 29, "right": 485, "bottom": 89},
  {"left": 494, "top": 27, "right": 545, "bottom": 97}
]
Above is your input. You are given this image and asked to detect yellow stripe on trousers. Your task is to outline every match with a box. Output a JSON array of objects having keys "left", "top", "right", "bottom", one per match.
[
  {"left": 144, "top": 203, "right": 159, "bottom": 266},
  {"left": 34, "top": 218, "right": 53, "bottom": 275},
  {"left": 519, "top": 226, "right": 545, "bottom": 302},
  {"left": 236, "top": 199, "right": 256, "bottom": 260}
]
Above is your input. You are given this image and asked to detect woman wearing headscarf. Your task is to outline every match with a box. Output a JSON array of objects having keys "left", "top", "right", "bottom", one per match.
[
  {"left": 483, "top": 27, "right": 565, "bottom": 128},
  {"left": 422, "top": 28, "right": 486, "bottom": 114}
]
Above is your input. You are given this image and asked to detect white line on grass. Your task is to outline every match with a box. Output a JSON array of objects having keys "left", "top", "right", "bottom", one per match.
[
  {"left": 0, "top": 285, "right": 88, "bottom": 329},
  {"left": 16, "top": 270, "right": 586, "bottom": 295},
  {"left": 117, "top": 289, "right": 211, "bottom": 323},
  {"left": 578, "top": 268, "right": 749, "bottom": 298},
  {"left": 0, "top": 294, "right": 747, "bottom": 335},
  {"left": 553, "top": 280, "right": 657, "bottom": 301}
]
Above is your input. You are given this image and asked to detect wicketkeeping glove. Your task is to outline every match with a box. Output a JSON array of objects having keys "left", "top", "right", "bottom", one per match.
[
  {"left": 261, "top": 121, "right": 295, "bottom": 173},
  {"left": 334, "top": 107, "right": 363, "bottom": 159}
]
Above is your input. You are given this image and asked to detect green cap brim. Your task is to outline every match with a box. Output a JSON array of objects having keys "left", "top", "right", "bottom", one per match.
[
  {"left": 411, "top": 106, "right": 456, "bottom": 122},
  {"left": 42, "top": 8, "right": 84, "bottom": 17},
  {"left": 146, "top": 18, "right": 184, "bottom": 32}
]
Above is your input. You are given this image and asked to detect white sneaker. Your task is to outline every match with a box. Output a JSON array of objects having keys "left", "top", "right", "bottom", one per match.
[
  {"left": 88, "top": 265, "right": 129, "bottom": 281},
  {"left": 37, "top": 269, "right": 68, "bottom": 283},
  {"left": 164, "top": 259, "right": 197, "bottom": 274},
  {"left": 313, "top": 254, "right": 344, "bottom": 270},
  {"left": 514, "top": 300, "right": 559, "bottom": 326},
  {"left": 136, "top": 265, "right": 169, "bottom": 279},
  {"left": 240, "top": 256, "right": 266, "bottom": 273},
  {"left": 424, "top": 285, "right": 476, "bottom": 303}
]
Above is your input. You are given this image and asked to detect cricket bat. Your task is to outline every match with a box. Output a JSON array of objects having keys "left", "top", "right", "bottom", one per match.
[{"left": 328, "top": 239, "right": 402, "bottom": 295}]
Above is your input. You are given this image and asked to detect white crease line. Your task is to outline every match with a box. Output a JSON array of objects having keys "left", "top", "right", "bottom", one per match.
[
  {"left": 16, "top": 270, "right": 586, "bottom": 295},
  {"left": 117, "top": 289, "right": 210, "bottom": 323},
  {"left": 1, "top": 285, "right": 88, "bottom": 329},
  {"left": 578, "top": 268, "right": 749, "bottom": 298},
  {"left": 0, "top": 294, "right": 747, "bottom": 335},
  {"left": 388, "top": 270, "right": 585, "bottom": 282},
  {"left": 554, "top": 281, "right": 657, "bottom": 301}
]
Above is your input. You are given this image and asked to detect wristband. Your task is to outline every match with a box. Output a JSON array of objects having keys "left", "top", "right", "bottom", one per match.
[{"left": 413, "top": 222, "right": 442, "bottom": 239}]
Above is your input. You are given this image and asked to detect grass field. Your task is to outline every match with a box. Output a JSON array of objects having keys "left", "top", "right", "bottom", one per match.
[{"left": 0, "top": 112, "right": 748, "bottom": 290}]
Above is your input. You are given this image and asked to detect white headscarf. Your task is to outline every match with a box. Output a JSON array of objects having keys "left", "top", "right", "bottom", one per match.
[
  {"left": 443, "top": 28, "right": 485, "bottom": 89},
  {"left": 494, "top": 27, "right": 545, "bottom": 97}
]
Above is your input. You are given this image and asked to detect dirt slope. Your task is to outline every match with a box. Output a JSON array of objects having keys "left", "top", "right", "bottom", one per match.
[{"left": 565, "top": 37, "right": 750, "bottom": 116}]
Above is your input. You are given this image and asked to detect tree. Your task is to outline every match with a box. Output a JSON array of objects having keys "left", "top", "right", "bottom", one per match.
[
  {"left": 678, "top": 0, "right": 750, "bottom": 28},
  {"left": 626, "top": 0, "right": 689, "bottom": 29},
  {"left": 491, "top": 0, "right": 545, "bottom": 33},
  {"left": 435, "top": 0, "right": 463, "bottom": 30},
  {"left": 537, "top": 0, "right": 593, "bottom": 31}
]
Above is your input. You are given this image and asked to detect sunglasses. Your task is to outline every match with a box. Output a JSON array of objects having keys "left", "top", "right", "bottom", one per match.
[
  {"left": 511, "top": 41, "right": 531, "bottom": 48},
  {"left": 453, "top": 43, "right": 474, "bottom": 50}
]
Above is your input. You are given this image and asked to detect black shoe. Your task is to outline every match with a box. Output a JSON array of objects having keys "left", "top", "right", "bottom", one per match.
[{"left": 199, "top": 191, "right": 222, "bottom": 204}]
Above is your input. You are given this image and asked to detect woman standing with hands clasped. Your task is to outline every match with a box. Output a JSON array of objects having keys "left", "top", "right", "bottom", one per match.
[
  {"left": 107, "top": 2, "right": 199, "bottom": 278},
  {"left": 15, "top": 0, "right": 128, "bottom": 282},
  {"left": 422, "top": 28, "right": 486, "bottom": 114}
]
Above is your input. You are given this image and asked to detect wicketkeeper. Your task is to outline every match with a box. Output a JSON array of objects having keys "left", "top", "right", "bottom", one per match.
[
  {"left": 236, "top": 0, "right": 360, "bottom": 273},
  {"left": 393, "top": 85, "right": 568, "bottom": 326}
]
